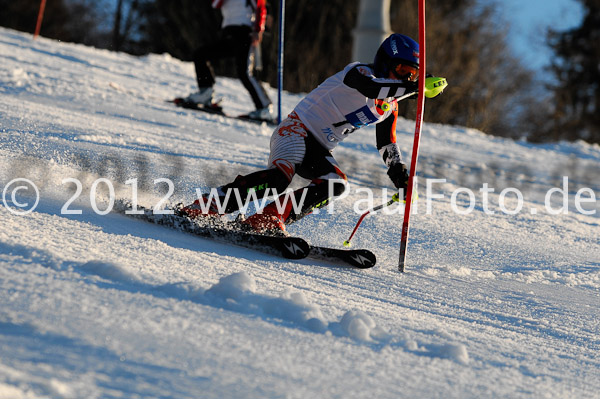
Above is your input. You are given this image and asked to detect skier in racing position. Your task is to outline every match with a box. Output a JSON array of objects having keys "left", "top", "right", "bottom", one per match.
[
  {"left": 182, "top": 0, "right": 275, "bottom": 122},
  {"left": 180, "top": 33, "right": 447, "bottom": 236}
]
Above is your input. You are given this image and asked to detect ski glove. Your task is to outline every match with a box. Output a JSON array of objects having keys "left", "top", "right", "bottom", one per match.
[{"left": 387, "top": 162, "right": 409, "bottom": 191}]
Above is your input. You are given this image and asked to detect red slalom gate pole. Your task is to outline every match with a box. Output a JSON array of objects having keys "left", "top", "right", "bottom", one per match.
[
  {"left": 398, "top": 0, "right": 426, "bottom": 272},
  {"left": 34, "top": 0, "right": 47, "bottom": 39}
]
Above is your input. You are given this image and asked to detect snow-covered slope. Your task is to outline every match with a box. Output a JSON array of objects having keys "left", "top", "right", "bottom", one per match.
[{"left": 1, "top": 27, "right": 599, "bottom": 399}]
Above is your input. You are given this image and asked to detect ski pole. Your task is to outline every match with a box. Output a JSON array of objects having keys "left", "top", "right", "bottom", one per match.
[
  {"left": 343, "top": 193, "right": 400, "bottom": 248},
  {"left": 277, "top": 0, "right": 285, "bottom": 124}
]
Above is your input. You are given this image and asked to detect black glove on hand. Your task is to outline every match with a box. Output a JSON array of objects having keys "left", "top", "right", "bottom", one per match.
[
  {"left": 387, "top": 162, "right": 409, "bottom": 191},
  {"left": 405, "top": 81, "right": 418, "bottom": 100},
  {"left": 407, "top": 75, "right": 432, "bottom": 100}
]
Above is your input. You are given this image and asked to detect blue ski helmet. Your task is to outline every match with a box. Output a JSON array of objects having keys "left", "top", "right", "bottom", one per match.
[{"left": 373, "top": 34, "right": 420, "bottom": 79}]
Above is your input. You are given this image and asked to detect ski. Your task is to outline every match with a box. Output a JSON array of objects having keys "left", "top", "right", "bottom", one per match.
[
  {"left": 308, "top": 246, "right": 376, "bottom": 269},
  {"left": 168, "top": 98, "right": 277, "bottom": 126},
  {"left": 116, "top": 203, "right": 309, "bottom": 259},
  {"left": 116, "top": 202, "right": 376, "bottom": 268}
]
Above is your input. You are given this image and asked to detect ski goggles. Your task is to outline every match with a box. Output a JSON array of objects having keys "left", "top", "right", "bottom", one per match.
[{"left": 393, "top": 64, "right": 419, "bottom": 82}]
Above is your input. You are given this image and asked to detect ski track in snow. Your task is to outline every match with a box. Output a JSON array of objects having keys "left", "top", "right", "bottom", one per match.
[{"left": 1, "top": 27, "right": 599, "bottom": 398}]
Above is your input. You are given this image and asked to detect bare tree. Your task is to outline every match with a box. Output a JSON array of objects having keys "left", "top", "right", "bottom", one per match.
[{"left": 530, "top": 0, "right": 600, "bottom": 144}]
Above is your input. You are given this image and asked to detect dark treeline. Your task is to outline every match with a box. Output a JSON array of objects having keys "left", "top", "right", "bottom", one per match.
[
  {"left": 530, "top": 0, "right": 600, "bottom": 144},
  {"left": 1, "top": 0, "right": 598, "bottom": 144}
]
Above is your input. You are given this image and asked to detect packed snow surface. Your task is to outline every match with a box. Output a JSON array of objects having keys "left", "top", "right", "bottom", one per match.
[{"left": 1, "top": 27, "right": 599, "bottom": 398}]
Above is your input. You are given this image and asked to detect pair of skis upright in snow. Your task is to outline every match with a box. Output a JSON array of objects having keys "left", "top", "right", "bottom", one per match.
[{"left": 119, "top": 204, "right": 376, "bottom": 269}]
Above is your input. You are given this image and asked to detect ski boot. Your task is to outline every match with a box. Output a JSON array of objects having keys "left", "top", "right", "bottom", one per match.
[
  {"left": 176, "top": 194, "right": 223, "bottom": 219},
  {"left": 183, "top": 87, "right": 214, "bottom": 105},
  {"left": 240, "top": 206, "right": 288, "bottom": 237},
  {"left": 243, "top": 105, "right": 276, "bottom": 124}
]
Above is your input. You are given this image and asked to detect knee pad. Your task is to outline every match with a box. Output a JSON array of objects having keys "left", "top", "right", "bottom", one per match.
[
  {"left": 329, "top": 180, "right": 348, "bottom": 198},
  {"left": 312, "top": 178, "right": 347, "bottom": 198}
]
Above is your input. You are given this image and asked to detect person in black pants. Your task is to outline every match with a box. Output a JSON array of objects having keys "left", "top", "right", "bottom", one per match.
[{"left": 184, "top": 0, "right": 274, "bottom": 122}]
